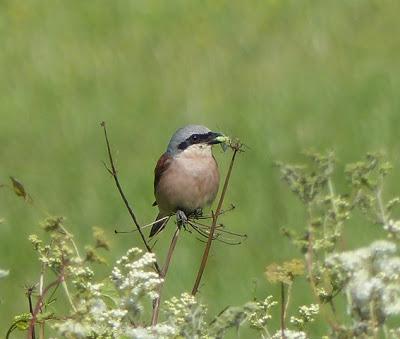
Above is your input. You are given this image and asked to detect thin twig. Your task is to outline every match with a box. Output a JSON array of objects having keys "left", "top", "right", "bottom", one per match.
[
  {"left": 376, "top": 179, "right": 388, "bottom": 225},
  {"left": 27, "top": 286, "right": 36, "bottom": 339},
  {"left": 280, "top": 282, "right": 285, "bottom": 339},
  {"left": 305, "top": 205, "right": 340, "bottom": 331},
  {"left": 151, "top": 226, "right": 181, "bottom": 325},
  {"left": 100, "top": 121, "right": 161, "bottom": 274},
  {"left": 283, "top": 282, "right": 292, "bottom": 326},
  {"left": 62, "top": 280, "right": 77, "bottom": 312},
  {"left": 191, "top": 146, "right": 239, "bottom": 296},
  {"left": 59, "top": 225, "right": 81, "bottom": 260},
  {"left": 28, "top": 275, "right": 63, "bottom": 339},
  {"left": 115, "top": 216, "right": 170, "bottom": 234}
]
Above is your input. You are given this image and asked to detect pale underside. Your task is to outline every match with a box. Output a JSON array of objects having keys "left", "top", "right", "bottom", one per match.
[{"left": 155, "top": 144, "right": 220, "bottom": 217}]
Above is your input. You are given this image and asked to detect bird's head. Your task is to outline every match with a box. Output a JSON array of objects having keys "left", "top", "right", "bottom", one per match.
[{"left": 166, "top": 125, "right": 228, "bottom": 156}]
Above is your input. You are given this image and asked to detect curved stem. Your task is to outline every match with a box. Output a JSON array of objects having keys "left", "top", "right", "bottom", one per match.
[
  {"left": 151, "top": 227, "right": 181, "bottom": 325},
  {"left": 28, "top": 276, "right": 62, "bottom": 339},
  {"left": 191, "top": 148, "right": 238, "bottom": 296},
  {"left": 101, "top": 122, "right": 160, "bottom": 274}
]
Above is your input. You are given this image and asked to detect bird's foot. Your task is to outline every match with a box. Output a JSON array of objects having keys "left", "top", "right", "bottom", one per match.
[
  {"left": 191, "top": 208, "right": 203, "bottom": 219},
  {"left": 176, "top": 210, "right": 188, "bottom": 229}
]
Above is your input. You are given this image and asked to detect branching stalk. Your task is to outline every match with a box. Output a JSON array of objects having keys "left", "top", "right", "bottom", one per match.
[
  {"left": 191, "top": 147, "right": 239, "bottom": 296},
  {"left": 151, "top": 226, "right": 181, "bottom": 325},
  {"left": 59, "top": 224, "right": 81, "bottom": 260},
  {"left": 280, "top": 282, "right": 286, "bottom": 338},
  {"left": 376, "top": 182, "right": 388, "bottom": 226},
  {"left": 284, "top": 282, "right": 292, "bottom": 325},
  {"left": 62, "top": 280, "right": 77, "bottom": 312},
  {"left": 305, "top": 205, "right": 339, "bottom": 331},
  {"left": 28, "top": 275, "right": 63, "bottom": 339},
  {"left": 101, "top": 122, "right": 161, "bottom": 274}
]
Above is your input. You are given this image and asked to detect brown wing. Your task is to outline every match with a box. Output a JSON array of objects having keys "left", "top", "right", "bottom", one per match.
[{"left": 154, "top": 153, "right": 172, "bottom": 195}]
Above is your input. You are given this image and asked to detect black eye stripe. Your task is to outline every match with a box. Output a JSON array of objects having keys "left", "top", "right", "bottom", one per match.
[{"left": 177, "top": 132, "right": 213, "bottom": 150}]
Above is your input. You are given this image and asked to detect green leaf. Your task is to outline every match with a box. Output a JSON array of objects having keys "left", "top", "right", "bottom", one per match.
[
  {"left": 9, "top": 176, "right": 27, "bottom": 198},
  {"left": 13, "top": 313, "right": 31, "bottom": 330}
]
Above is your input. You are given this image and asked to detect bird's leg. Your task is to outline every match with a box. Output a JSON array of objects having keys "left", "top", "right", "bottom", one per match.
[{"left": 176, "top": 210, "right": 188, "bottom": 230}]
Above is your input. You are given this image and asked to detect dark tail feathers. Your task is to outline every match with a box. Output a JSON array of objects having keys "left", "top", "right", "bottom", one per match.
[{"left": 149, "top": 213, "right": 169, "bottom": 237}]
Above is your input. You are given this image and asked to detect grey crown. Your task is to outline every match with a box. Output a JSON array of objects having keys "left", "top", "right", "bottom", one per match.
[{"left": 166, "top": 125, "right": 211, "bottom": 155}]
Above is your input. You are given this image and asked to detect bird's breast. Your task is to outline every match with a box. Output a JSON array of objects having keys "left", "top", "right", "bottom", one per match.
[{"left": 155, "top": 154, "right": 220, "bottom": 214}]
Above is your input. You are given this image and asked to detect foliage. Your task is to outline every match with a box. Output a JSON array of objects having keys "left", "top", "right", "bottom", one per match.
[
  {"left": 2, "top": 0, "right": 400, "bottom": 334},
  {"left": 275, "top": 151, "right": 400, "bottom": 338},
  {"left": 7, "top": 151, "right": 400, "bottom": 338}
]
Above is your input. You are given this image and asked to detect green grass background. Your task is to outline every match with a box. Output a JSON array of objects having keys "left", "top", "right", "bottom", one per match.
[{"left": 1, "top": 0, "right": 400, "bottom": 336}]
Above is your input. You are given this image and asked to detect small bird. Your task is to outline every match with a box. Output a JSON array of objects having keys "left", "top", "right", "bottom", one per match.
[{"left": 150, "top": 125, "right": 227, "bottom": 237}]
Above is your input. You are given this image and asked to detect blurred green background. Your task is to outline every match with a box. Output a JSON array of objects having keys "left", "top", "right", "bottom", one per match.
[{"left": 1, "top": 0, "right": 400, "bottom": 336}]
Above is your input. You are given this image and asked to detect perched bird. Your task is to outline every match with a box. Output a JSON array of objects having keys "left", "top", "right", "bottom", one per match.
[{"left": 150, "top": 125, "right": 227, "bottom": 237}]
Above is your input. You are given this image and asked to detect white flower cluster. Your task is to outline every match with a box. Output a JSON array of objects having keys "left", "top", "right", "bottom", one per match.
[
  {"left": 272, "top": 329, "right": 307, "bottom": 339},
  {"left": 125, "top": 323, "right": 177, "bottom": 338},
  {"left": 54, "top": 319, "right": 90, "bottom": 338},
  {"left": 111, "top": 248, "right": 163, "bottom": 303},
  {"left": 248, "top": 296, "right": 277, "bottom": 330},
  {"left": 384, "top": 219, "right": 400, "bottom": 237},
  {"left": 53, "top": 247, "right": 164, "bottom": 338},
  {"left": 164, "top": 292, "right": 207, "bottom": 337},
  {"left": 290, "top": 304, "right": 319, "bottom": 330},
  {"left": 326, "top": 240, "right": 400, "bottom": 321},
  {"left": 0, "top": 268, "right": 9, "bottom": 278},
  {"left": 70, "top": 266, "right": 96, "bottom": 293},
  {"left": 88, "top": 298, "right": 128, "bottom": 331}
]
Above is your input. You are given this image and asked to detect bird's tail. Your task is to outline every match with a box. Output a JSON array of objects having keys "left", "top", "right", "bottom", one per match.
[{"left": 149, "top": 212, "right": 169, "bottom": 238}]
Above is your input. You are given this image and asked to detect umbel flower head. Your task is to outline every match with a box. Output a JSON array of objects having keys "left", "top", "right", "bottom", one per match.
[
  {"left": 326, "top": 240, "right": 400, "bottom": 323},
  {"left": 54, "top": 247, "right": 164, "bottom": 338}
]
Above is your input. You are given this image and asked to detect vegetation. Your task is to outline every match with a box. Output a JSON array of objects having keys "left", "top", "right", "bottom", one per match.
[
  {"left": 2, "top": 1, "right": 400, "bottom": 337},
  {"left": 5, "top": 150, "right": 400, "bottom": 338}
]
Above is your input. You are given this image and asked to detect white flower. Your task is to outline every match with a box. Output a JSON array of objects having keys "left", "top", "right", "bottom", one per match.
[
  {"left": 54, "top": 320, "right": 90, "bottom": 338},
  {"left": 125, "top": 323, "right": 177, "bottom": 338},
  {"left": 369, "top": 240, "right": 397, "bottom": 257},
  {"left": 326, "top": 248, "right": 370, "bottom": 274},
  {"left": 272, "top": 329, "right": 307, "bottom": 339},
  {"left": 375, "top": 256, "right": 400, "bottom": 280},
  {"left": 384, "top": 219, "right": 400, "bottom": 235},
  {"left": 382, "top": 284, "right": 400, "bottom": 316},
  {"left": 0, "top": 269, "right": 9, "bottom": 278}
]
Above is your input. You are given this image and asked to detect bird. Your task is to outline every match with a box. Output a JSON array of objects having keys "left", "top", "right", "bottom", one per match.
[{"left": 150, "top": 125, "right": 227, "bottom": 237}]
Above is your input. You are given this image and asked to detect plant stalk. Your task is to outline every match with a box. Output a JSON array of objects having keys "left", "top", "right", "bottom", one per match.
[
  {"left": 151, "top": 227, "right": 181, "bottom": 325},
  {"left": 191, "top": 148, "right": 238, "bottom": 296}
]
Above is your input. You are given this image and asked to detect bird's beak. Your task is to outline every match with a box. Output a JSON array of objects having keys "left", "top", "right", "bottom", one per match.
[{"left": 207, "top": 132, "right": 230, "bottom": 145}]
